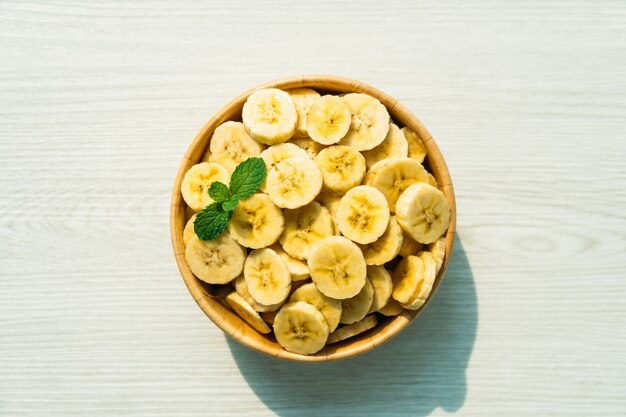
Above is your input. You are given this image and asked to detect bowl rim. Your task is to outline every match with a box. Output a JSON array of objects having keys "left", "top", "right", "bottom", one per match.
[{"left": 170, "top": 74, "right": 456, "bottom": 362}]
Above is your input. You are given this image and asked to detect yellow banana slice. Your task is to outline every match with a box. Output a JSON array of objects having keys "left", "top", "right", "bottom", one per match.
[
  {"left": 398, "top": 230, "right": 424, "bottom": 257},
  {"left": 183, "top": 214, "right": 197, "bottom": 246},
  {"left": 307, "top": 236, "right": 367, "bottom": 299},
  {"left": 288, "top": 137, "right": 325, "bottom": 159},
  {"left": 401, "top": 127, "right": 427, "bottom": 163},
  {"left": 242, "top": 88, "right": 297, "bottom": 145},
  {"left": 360, "top": 216, "right": 403, "bottom": 265},
  {"left": 209, "top": 121, "right": 264, "bottom": 174},
  {"left": 227, "top": 193, "right": 285, "bottom": 249},
  {"left": 366, "top": 265, "right": 393, "bottom": 313},
  {"left": 401, "top": 251, "right": 437, "bottom": 310},
  {"left": 339, "top": 93, "right": 390, "bottom": 151},
  {"left": 340, "top": 278, "right": 374, "bottom": 324},
  {"left": 391, "top": 255, "right": 424, "bottom": 304},
  {"left": 279, "top": 201, "right": 334, "bottom": 260},
  {"left": 185, "top": 234, "right": 245, "bottom": 284},
  {"left": 306, "top": 95, "right": 352, "bottom": 145},
  {"left": 290, "top": 282, "right": 342, "bottom": 332},
  {"left": 288, "top": 88, "right": 321, "bottom": 138},
  {"left": 244, "top": 248, "right": 291, "bottom": 306},
  {"left": 270, "top": 244, "right": 310, "bottom": 281},
  {"left": 428, "top": 237, "right": 446, "bottom": 273},
  {"left": 260, "top": 143, "right": 309, "bottom": 172},
  {"left": 377, "top": 299, "right": 404, "bottom": 316},
  {"left": 315, "top": 145, "right": 366, "bottom": 195},
  {"left": 362, "top": 123, "right": 409, "bottom": 168},
  {"left": 395, "top": 182, "right": 451, "bottom": 244},
  {"left": 235, "top": 275, "right": 283, "bottom": 313},
  {"left": 265, "top": 157, "right": 323, "bottom": 209},
  {"left": 180, "top": 162, "right": 230, "bottom": 212},
  {"left": 225, "top": 292, "right": 271, "bottom": 334},
  {"left": 371, "top": 157, "right": 430, "bottom": 212},
  {"left": 327, "top": 314, "right": 378, "bottom": 344},
  {"left": 336, "top": 185, "right": 390, "bottom": 244},
  {"left": 273, "top": 301, "right": 329, "bottom": 355}
]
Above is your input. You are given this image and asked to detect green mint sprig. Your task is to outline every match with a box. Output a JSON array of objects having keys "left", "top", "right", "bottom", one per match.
[{"left": 194, "top": 157, "right": 267, "bottom": 240}]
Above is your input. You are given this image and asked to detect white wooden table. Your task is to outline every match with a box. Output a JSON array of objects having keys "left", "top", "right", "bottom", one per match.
[{"left": 1, "top": 1, "right": 625, "bottom": 416}]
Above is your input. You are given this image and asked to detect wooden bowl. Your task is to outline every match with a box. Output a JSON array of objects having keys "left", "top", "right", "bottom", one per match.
[{"left": 170, "top": 75, "right": 456, "bottom": 362}]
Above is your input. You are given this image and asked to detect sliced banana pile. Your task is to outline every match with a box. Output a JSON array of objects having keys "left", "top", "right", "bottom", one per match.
[{"left": 181, "top": 87, "right": 451, "bottom": 355}]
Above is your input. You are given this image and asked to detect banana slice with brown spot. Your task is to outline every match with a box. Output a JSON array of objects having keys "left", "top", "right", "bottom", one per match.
[
  {"left": 288, "top": 88, "right": 321, "bottom": 138},
  {"left": 209, "top": 121, "right": 265, "bottom": 174},
  {"left": 228, "top": 193, "right": 284, "bottom": 249},
  {"left": 307, "top": 236, "right": 367, "bottom": 299},
  {"left": 362, "top": 123, "right": 408, "bottom": 168},
  {"left": 225, "top": 292, "right": 271, "bottom": 334},
  {"left": 244, "top": 248, "right": 291, "bottom": 306},
  {"left": 395, "top": 182, "right": 451, "bottom": 244},
  {"left": 265, "top": 157, "right": 323, "bottom": 209},
  {"left": 367, "top": 266, "right": 393, "bottom": 313},
  {"left": 306, "top": 95, "right": 352, "bottom": 145},
  {"left": 400, "top": 251, "right": 437, "bottom": 310},
  {"left": 273, "top": 301, "right": 329, "bottom": 355},
  {"left": 290, "top": 282, "right": 342, "bottom": 332},
  {"left": 242, "top": 88, "right": 297, "bottom": 145},
  {"left": 185, "top": 234, "right": 245, "bottom": 284},
  {"left": 401, "top": 126, "right": 427, "bottom": 163},
  {"left": 360, "top": 216, "right": 403, "bottom": 265},
  {"left": 235, "top": 275, "right": 283, "bottom": 313},
  {"left": 336, "top": 185, "right": 390, "bottom": 244},
  {"left": 339, "top": 93, "right": 390, "bottom": 151},
  {"left": 315, "top": 145, "right": 366, "bottom": 196},
  {"left": 371, "top": 157, "right": 430, "bottom": 212}
]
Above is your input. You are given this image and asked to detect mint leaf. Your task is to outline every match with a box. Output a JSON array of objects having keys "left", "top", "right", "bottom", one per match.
[
  {"left": 222, "top": 198, "right": 239, "bottom": 213},
  {"left": 229, "top": 157, "right": 267, "bottom": 200},
  {"left": 208, "top": 181, "right": 231, "bottom": 203},
  {"left": 194, "top": 202, "right": 232, "bottom": 240}
]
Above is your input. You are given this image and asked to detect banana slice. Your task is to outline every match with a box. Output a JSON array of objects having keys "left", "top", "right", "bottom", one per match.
[
  {"left": 306, "top": 95, "right": 352, "bottom": 145},
  {"left": 242, "top": 88, "right": 297, "bottom": 145},
  {"left": 181, "top": 162, "right": 230, "bottom": 212},
  {"left": 336, "top": 185, "right": 390, "bottom": 244},
  {"left": 340, "top": 278, "right": 374, "bottom": 324},
  {"left": 307, "top": 236, "right": 367, "bottom": 299},
  {"left": 185, "top": 234, "right": 245, "bottom": 284},
  {"left": 290, "top": 282, "right": 342, "bottom": 332},
  {"left": 327, "top": 314, "right": 378, "bottom": 344},
  {"left": 228, "top": 193, "right": 285, "bottom": 249},
  {"left": 225, "top": 292, "right": 271, "bottom": 334},
  {"left": 265, "top": 157, "right": 323, "bottom": 209},
  {"left": 288, "top": 88, "right": 321, "bottom": 138},
  {"left": 391, "top": 255, "right": 424, "bottom": 304},
  {"left": 395, "top": 182, "right": 451, "bottom": 244},
  {"left": 339, "top": 93, "right": 390, "bottom": 151},
  {"left": 201, "top": 146, "right": 212, "bottom": 163},
  {"left": 401, "top": 251, "right": 437, "bottom": 310},
  {"left": 401, "top": 127, "right": 427, "bottom": 163},
  {"left": 288, "top": 137, "right": 325, "bottom": 159},
  {"left": 279, "top": 201, "right": 334, "bottom": 260},
  {"left": 235, "top": 275, "right": 283, "bottom": 313},
  {"left": 362, "top": 158, "right": 392, "bottom": 186},
  {"left": 315, "top": 145, "right": 366, "bottom": 195},
  {"left": 427, "top": 173, "right": 438, "bottom": 188},
  {"left": 270, "top": 244, "right": 310, "bottom": 281},
  {"left": 273, "top": 301, "right": 329, "bottom": 355},
  {"left": 183, "top": 214, "right": 197, "bottom": 246},
  {"left": 377, "top": 299, "right": 404, "bottom": 316},
  {"left": 315, "top": 192, "right": 341, "bottom": 234},
  {"left": 360, "top": 216, "right": 403, "bottom": 265},
  {"left": 398, "top": 230, "right": 424, "bottom": 257},
  {"left": 244, "top": 248, "right": 291, "bottom": 306},
  {"left": 367, "top": 266, "right": 393, "bottom": 313},
  {"left": 362, "top": 123, "right": 409, "bottom": 168},
  {"left": 428, "top": 237, "right": 446, "bottom": 273},
  {"left": 209, "top": 121, "right": 265, "bottom": 174},
  {"left": 371, "top": 157, "right": 430, "bottom": 212}
]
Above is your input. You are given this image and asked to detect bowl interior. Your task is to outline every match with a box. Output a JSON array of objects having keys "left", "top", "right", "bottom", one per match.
[{"left": 170, "top": 75, "right": 456, "bottom": 362}]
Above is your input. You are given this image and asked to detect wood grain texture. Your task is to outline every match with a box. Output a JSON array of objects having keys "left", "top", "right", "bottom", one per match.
[{"left": 1, "top": 0, "right": 625, "bottom": 415}]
